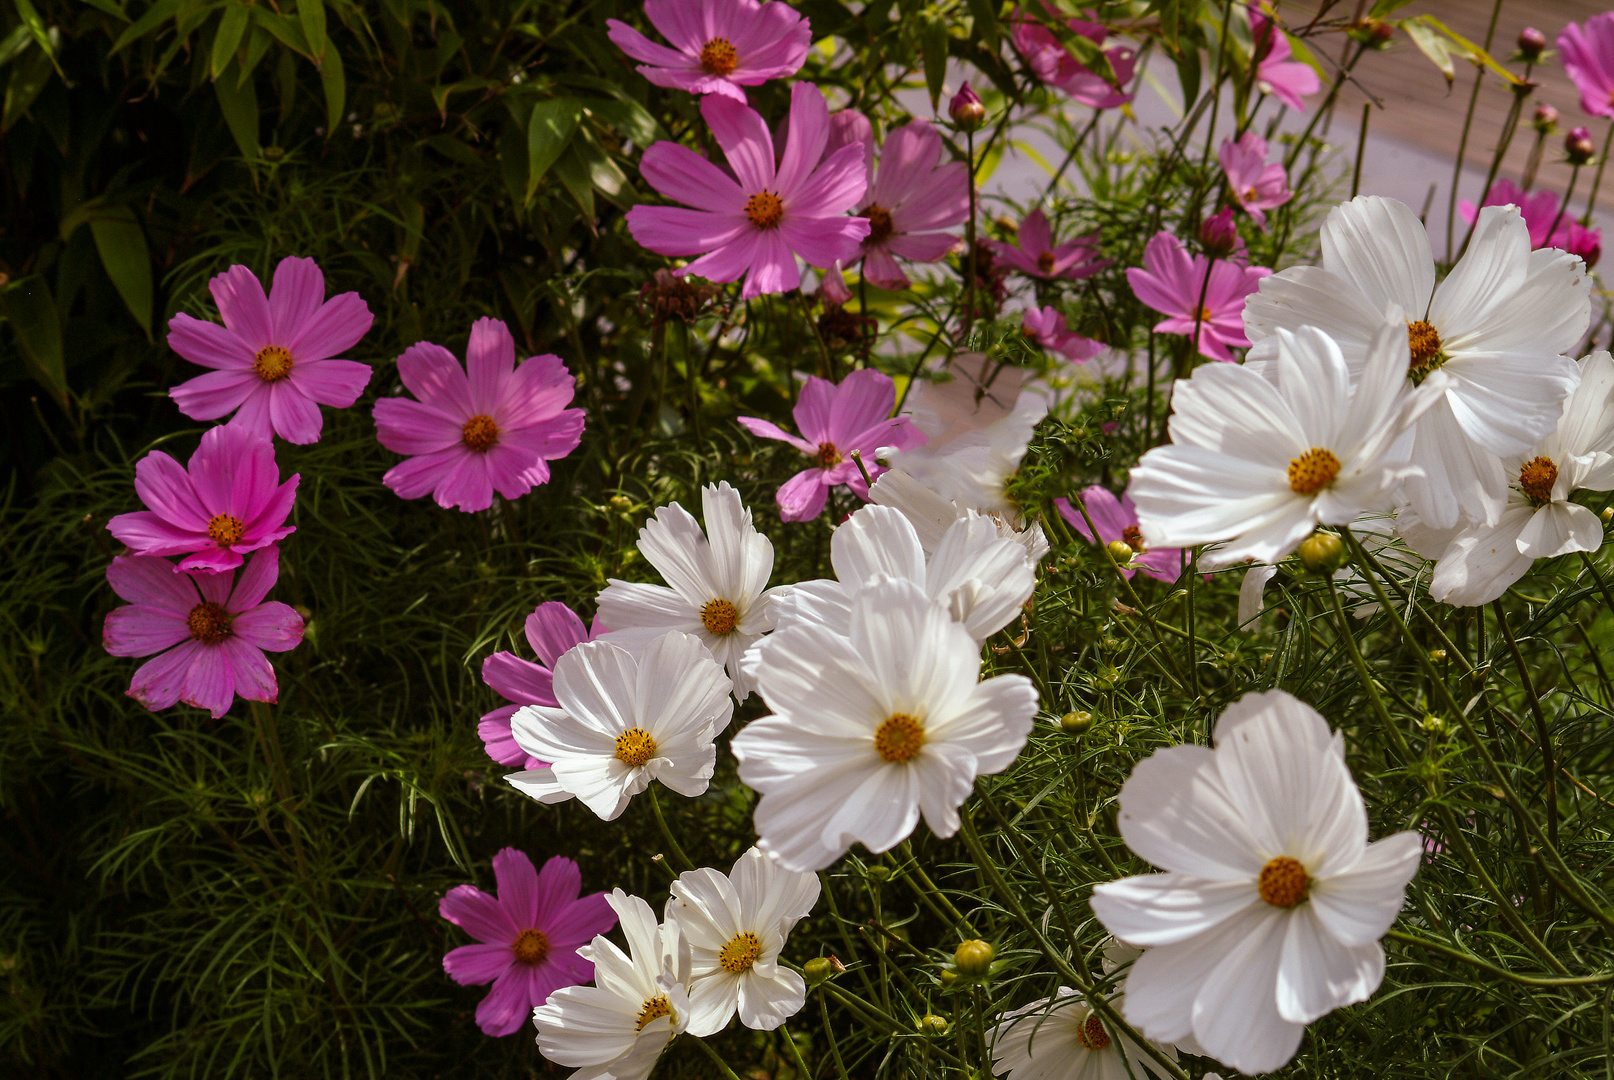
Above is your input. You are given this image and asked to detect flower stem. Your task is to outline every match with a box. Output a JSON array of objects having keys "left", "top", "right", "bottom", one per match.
[
  {"left": 1583, "top": 120, "right": 1614, "bottom": 224},
  {"left": 686, "top": 1032, "right": 747, "bottom": 1080},
  {"left": 1546, "top": 161, "right": 1583, "bottom": 246},
  {"left": 962, "top": 127, "right": 978, "bottom": 341},
  {"left": 1383, "top": 930, "right": 1612, "bottom": 986},
  {"left": 1445, "top": 0, "right": 1507, "bottom": 261},
  {"left": 1490, "top": 600, "right": 1558, "bottom": 854},
  {"left": 647, "top": 786, "right": 695, "bottom": 873},
  {"left": 1324, "top": 576, "right": 1405, "bottom": 758}
]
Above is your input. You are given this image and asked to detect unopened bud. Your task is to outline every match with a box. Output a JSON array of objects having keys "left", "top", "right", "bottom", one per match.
[
  {"left": 949, "top": 82, "right": 986, "bottom": 131},
  {"left": 1105, "top": 539, "right": 1136, "bottom": 565},
  {"left": 1602, "top": 506, "right": 1613, "bottom": 523},
  {"left": 1198, "top": 207, "right": 1239, "bottom": 258},
  {"left": 1296, "top": 532, "right": 1347, "bottom": 575},
  {"left": 1567, "top": 126, "right": 1596, "bottom": 166},
  {"left": 1533, "top": 103, "right": 1560, "bottom": 133},
  {"left": 608, "top": 494, "right": 632, "bottom": 511},
  {"left": 1060, "top": 710, "right": 1094, "bottom": 733},
  {"left": 953, "top": 939, "right": 994, "bottom": 978},
  {"left": 1518, "top": 26, "right": 1547, "bottom": 61},
  {"left": 803, "top": 957, "right": 838, "bottom": 985},
  {"left": 866, "top": 864, "right": 892, "bottom": 883},
  {"left": 918, "top": 1014, "right": 951, "bottom": 1035},
  {"left": 1368, "top": 20, "right": 1393, "bottom": 46}
]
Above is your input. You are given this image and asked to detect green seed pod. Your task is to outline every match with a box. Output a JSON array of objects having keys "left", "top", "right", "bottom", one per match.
[
  {"left": 1061, "top": 710, "right": 1094, "bottom": 733},
  {"left": 803, "top": 957, "right": 835, "bottom": 986},
  {"left": 918, "top": 1014, "right": 950, "bottom": 1036},
  {"left": 1297, "top": 532, "right": 1347, "bottom": 575},
  {"left": 953, "top": 939, "right": 994, "bottom": 978}
]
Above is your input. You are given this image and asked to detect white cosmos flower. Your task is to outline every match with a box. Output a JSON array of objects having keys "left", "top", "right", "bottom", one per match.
[
  {"left": 1089, "top": 690, "right": 1421, "bottom": 1075},
  {"left": 731, "top": 575, "right": 1039, "bottom": 872},
  {"left": 508, "top": 632, "right": 732, "bottom": 820},
  {"left": 989, "top": 983, "right": 1180, "bottom": 1080},
  {"left": 1128, "top": 322, "right": 1423, "bottom": 569},
  {"left": 1406, "top": 350, "right": 1614, "bottom": 607},
  {"left": 1244, "top": 195, "right": 1590, "bottom": 530},
  {"left": 869, "top": 467, "right": 1051, "bottom": 564},
  {"left": 596, "top": 482, "right": 786, "bottom": 699},
  {"left": 534, "top": 890, "right": 692, "bottom": 1080},
  {"left": 666, "top": 847, "right": 820, "bottom": 1037}
]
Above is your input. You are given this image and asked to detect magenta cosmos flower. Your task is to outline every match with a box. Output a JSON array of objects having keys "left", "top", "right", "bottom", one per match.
[
  {"left": 440, "top": 849, "right": 617, "bottom": 1038},
  {"left": 986, "top": 208, "right": 1108, "bottom": 282},
  {"left": 1057, "top": 487, "right": 1184, "bottom": 583},
  {"left": 373, "top": 318, "right": 585, "bottom": 513},
  {"left": 1127, "top": 230, "right": 1270, "bottom": 362},
  {"left": 1218, "top": 132, "right": 1292, "bottom": 228},
  {"left": 103, "top": 547, "right": 304, "bottom": 718},
  {"left": 1559, "top": 13, "right": 1614, "bottom": 120},
  {"left": 480, "top": 602, "right": 597, "bottom": 769},
  {"left": 627, "top": 82, "right": 870, "bottom": 299},
  {"left": 606, "top": 0, "right": 810, "bottom": 103},
  {"left": 1014, "top": 9, "right": 1137, "bottom": 109},
  {"left": 828, "top": 113, "right": 969, "bottom": 290},
  {"left": 738, "top": 368, "right": 925, "bottom": 521},
  {"left": 168, "top": 257, "right": 373, "bottom": 445},
  {"left": 1250, "top": 3, "right": 1319, "bottom": 112},
  {"left": 1022, "top": 305, "right": 1102, "bottom": 361},
  {"left": 107, "top": 424, "right": 298, "bottom": 575},
  {"left": 1460, "top": 178, "right": 1603, "bottom": 265}
]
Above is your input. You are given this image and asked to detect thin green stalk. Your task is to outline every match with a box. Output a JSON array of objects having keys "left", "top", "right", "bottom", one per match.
[
  {"left": 687, "top": 1033, "right": 748, "bottom": 1080},
  {"left": 1445, "top": 0, "right": 1507, "bottom": 261},
  {"left": 1386, "top": 930, "right": 1612, "bottom": 986},
  {"left": 647, "top": 786, "right": 695, "bottom": 873},
  {"left": 1491, "top": 599, "right": 1558, "bottom": 852},
  {"left": 778, "top": 1023, "right": 813, "bottom": 1080},
  {"left": 1580, "top": 549, "right": 1614, "bottom": 621},
  {"left": 1325, "top": 577, "right": 1407, "bottom": 758},
  {"left": 818, "top": 995, "right": 852, "bottom": 1080},
  {"left": 1547, "top": 161, "right": 1584, "bottom": 245},
  {"left": 896, "top": 840, "right": 977, "bottom": 937},
  {"left": 1351, "top": 102, "right": 1370, "bottom": 198},
  {"left": 1584, "top": 121, "right": 1614, "bottom": 224},
  {"left": 818, "top": 873, "right": 881, "bottom": 1001}
]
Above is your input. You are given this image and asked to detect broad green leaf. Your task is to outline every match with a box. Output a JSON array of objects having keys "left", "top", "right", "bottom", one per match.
[
  {"left": 12, "top": 0, "right": 55, "bottom": 59},
  {"left": 111, "top": 0, "right": 178, "bottom": 56},
  {"left": 238, "top": 25, "right": 272, "bottom": 86},
  {"left": 583, "top": 98, "right": 664, "bottom": 145},
  {"left": 2, "top": 44, "right": 51, "bottom": 132},
  {"left": 526, "top": 97, "right": 581, "bottom": 205},
  {"left": 79, "top": 0, "right": 129, "bottom": 17},
  {"left": 1174, "top": 41, "right": 1200, "bottom": 108},
  {"left": 1154, "top": 0, "right": 1182, "bottom": 51},
  {"left": 214, "top": 58, "right": 260, "bottom": 156},
  {"left": 1369, "top": 0, "right": 1417, "bottom": 17},
  {"left": 1398, "top": 16, "right": 1453, "bottom": 86},
  {"left": 0, "top": 275, "right": 66, "bottom": 409},
  {"left": 573, "top": 130, "right": 632, "bottom": 207},
  {"left": 0, "top": 25, "right": 32, "bottom": 69},
  {"left": 922, "top": 18, "right": 947, "bottom": 109},
  {"left": 1417, "top": 15, "right": 1525, "bottom": 86},
  {"left": 551, "top": 146, "right": 595, "bottom": 223},
  {"left": 88, "top": 206, "right": 154, "bottom": 336},
  {"left": 1061, "top": 26, "right": 1117, "bottom": 86},
  {"left": 211, "top": 4, "right": 250, "bottom": 80},
  {"left": 965, "top": 0, "right": 998, "bottom": 50},
  {"left": 320, "top": 44, "right": 345, "bottom": 135},
  {"left": 299, "top": 0, "right": 326, "bottom": 63},
  {"left": 249, "top": 8, "right": 313, "bottom": 58}
]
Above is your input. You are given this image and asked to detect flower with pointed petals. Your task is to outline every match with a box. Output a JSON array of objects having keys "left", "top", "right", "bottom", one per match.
[
  {"left": 986, "top": 208, "right": 1108, "bottom": 282},
  {"left": 102, "top": 548, "right": 303, "bottom": 719},
  {"left": 990, "top": 984, "right": 1181, "bottom": 1080},
  {"left": 1091, "top": 690, "right": 1421, "bottom": 1074},
  {"left": 1128, "top": 231, "right": 1271, "bottom": 362},
  {"left": 107, "top": 425, "right": 298, "bottom": 575},
  {"left": 606, "top": 0, "right": 810, "bottom": 103},
  {"left": 168, "top": 257, "right": 373, "bottom": 445},
  {"left": 836, "top": 117, "right": 970, "bottom": 289},
  {"left": 1250, "top": 3, "right": 1320, "bottom": 112},
  {"left": 869, "top": 467, "right": 1051, "bottom": 564},
  {"left": 1013, "top": 9, "right": 1138, "bottom": 110},
  {"left": 1057, "top": 487, "right": 1184, "bottom": 583},
  {"left": 737, "top": 369, "right": 925, "bottom": 522},
  {"left": 627, "top": 82, "right": 870, "bottom": 299},
  {"left": 1243, "top": 195, "right": 1592, "bottom": 530},
  {"left": 373, "top": 317, "right": 584, "bottom": 513},
  {"left": 1219, "top": 132, "right": 1292, "bottom": 229},
  {"left": 479, "top": 602, "right": 598, "bottom": 770},
  {"left": 666, "top": 847, "right": 819, "bottom": 1036},
  {"left": 1460, "top": 178, "right": 1603, "bottom": 265},
  {"left": 1558, "top": 13, "right": 1614, "bottom": 120},
  {"left": 1129, "top": 323, "right": 1423, "bottom": 568},
  {"left": 596, "top": 482, "right": 787, "bottom": 698},
  {"left": 438, "top": 849, "right": 618, "bottom": 1038},
  {"left": 534, "top": 890, "right": 693, "bottom": 1080},
  {"left": 1022, "top": 305, "right": 1103, "bottom": 362},
  {"left": 732, "top": 575, "right": 1038, "bottom": 872}
]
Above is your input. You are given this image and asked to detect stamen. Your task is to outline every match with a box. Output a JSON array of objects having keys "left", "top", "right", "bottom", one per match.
[
  {"left": 208, "top": 514, "right": 245, "bottom": 546},
  {"left": 1121, "top": 525, "right": 1145, "bottom": 553},
  {"left": 862, "top": 204, "right": 894, "bottom": 246},
  {"left": 635, "top": 995, "right": 672, "bottom": 1031},
  {"left": 1258, "top": 856, "right": 1310, "bottom": 908},
  {"left": 874, "top": 713, "right": 925, "bottom": 763},
  {"left": 462, "top": 414, "right": 500, "bottom": 452},
  {"left": 253, "top": 345, "right": 294, "bottom": 382},
  {"left": 512, "top": 928, "right": 550, "bottom": 964},
  {"left": 812, "top": 442, "right": 842, "bottom": 469},
  {"left": 1519, "top": 456, "right": 1558, "bottom": 505},
  {"left": 1036, "top": 250, "right": 1057, "bottom": 274},
  {"left": 745, "top": 191, "right": 784, "bottom": 230},
  {"left": 1406, "top": 320, "right": 1446, "bottom": 384},
  {"left": 699, "top": 37, "right": 738, "bottom": 76},
  {"left": 614, "top": 728, "right": 657, "bottom": 767},
  {"left": 700, "top": 598, "right": 739, "bottom": 635},
  {"left": 1075, "top": 1013, "right": 1111, "bottom": 1051},
  {"left": 718, "top": 931, "right": 763, "bottom": 974},
  {"left": 1287, "top": 447, "right": 1341, "bottom": 496},
  {"left": 186, "top": 602, "right": 232, "bottom": 645}
]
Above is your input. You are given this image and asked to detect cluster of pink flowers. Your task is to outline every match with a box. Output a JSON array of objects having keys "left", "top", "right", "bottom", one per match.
[
  {"left": 1013, "top": 5, "right": 1137, "bottom": 110},
  {"left": 1460, "top": 178, "right": 1601, "bottom": 267}
]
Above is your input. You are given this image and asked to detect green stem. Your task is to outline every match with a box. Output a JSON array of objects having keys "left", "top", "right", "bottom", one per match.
[
  {"left": 1386, "top": 930, "right": 1611, "bottom": 986},
  {"left": 778, "top": 1022, "right": 814, "bottom": 1080},
  {"left": 687, "top": 1033, "right": 747, "bottom": 1080},
  {"left": 1583, "top": 120, "right": 1614, "bottom": 224},
  {"left": 1491, "top": 600, "right": 1558, "bottom": 854},
  {"left": 818, "top": 995, "right": 852, "bottom": 1080},
  {"left": 647, "top": 786, "right": 695, "bottom": 873},
  {"left": 1445, "top": 0, "right": 1506, "bottom": 261}
]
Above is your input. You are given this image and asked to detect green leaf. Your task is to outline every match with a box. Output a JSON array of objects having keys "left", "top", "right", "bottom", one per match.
[
  {"left": 211, "top": 4, "right": 250, "bottom": 80},
  {"left": 78, "top": 0, "right": 129, "bottom": 17},
  {"left": 2, "top": 44, "right": 51, "bottom": 132},
  {"left": 582, "top": 98, "right": 664, "bottom": 146},
  {"left": 1398, "top": 16, "right": 1453, "bottom": 86},
  {"left": 551, "top": 145, "right": 595, "bottom": 223},
  {"left": 1369, "top": 0, "right": 1417, "bottom": 17},
  {"left": 88, "top": 206, "right": 153, "bottom": 336},
  {"left": 0, "top": 275, "right": 66, "bottom": 409},
  {"left": 1175, "top": 45, "right": 1201, "bottom": 111},
  {"left": 214, "top": 58, "right": 260, "bottom": 157},
  {"left": 299, "top": 0, "right": 326, "bottom": 63},
  {"left": 320, "top": 44, "right": 344, "bottom": 135},
  {"left": 922, "top": 18, "right": 947, "bottom": 110},
  {"left": 1061, "top": 25, "right": 1116, "bottom": 86},
  {"left": 1416, "top": 15, "right": 1525, "bottom": 86},
  {"left": 1153, "top": 0, "right": 1182, "bottom": 51},
  {"left": 12, "top": 0, "right": 55, "bottom": 59},
  {"left": 249, "top": 8, "right": 313, "bottom": 59},
  {"left": 0, "top": 25, "right": 32, "bottom": 70},
  {"left": 964, "top": 0, "right": 998, "bottom": 50},
  {"left": 111, "top": 0, "right": 178, "bottom": 56},
  {"left": 572, "top": 130, "right": 633, "bottom": 208},
  {"left": 526, "top": 96, "right": 581, "bottom": 205}
]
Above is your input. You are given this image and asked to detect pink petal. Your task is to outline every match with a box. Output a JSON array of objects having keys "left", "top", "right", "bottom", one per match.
[
  {"left": 640, "top": 142, "right": 745, "bottom": 213},
  {"left": 546, "top": 889, "right": 617, "bottom": 948},
  {"left": 107, "top": 553, "right": 202, "bottom": 610},
  {"left": 641, "top": 0, "right": 705, "bottom": 52},
  {"left": 170, "top": 369, "right": 261, "bottom": 423},
  {"left": 640, "top": 65, "right": 748, "bottom": 99},
  {"left": 484, "top": 443, "right": 551, "bottom": 499},
  {"left": 885, "top": 231, "right": 959, "bottom": 263},
  {"left": 177, "top": 642, "right": 239, "bottom": 718},
  {"left": 737, "top": 416, "right": 816, "bottom": 454},
  {"left": 532, "top": 855, "right": 584, "bottom": 928},
  {"left": 167, "top": 312, "right": 255, "bottom": 371},
  {"left": 478, "top": 709, "right": 544, "bottom": 768},
  {"left": 443, "top": 942, "right": 515, "bottom": 987},
  {"left": 289, "top": 358, "right": 372, "bottom": 407},
  {"left": 288, "top": 291, "right": 373, "bottom": 362},
  {"left": 740, "top": 228, "right": 802, "bottom": 297},
  {"left": 789, "top": 143, "right": 868, "bottom": 218},
  {"left": 104, "top": 605, "right": 192, "bottom": 658},
  {"left": 794, "top": 375, "right": 836, "bottom": 442},
  {"left": 680, "top": 228, "right": 765, "bottom": 285},
  {"left": 626, "top": 205, "right": 750, "bottom": 258},
  {"left": 127, "top": 640, "right": 200, "bottom": 712},
  {"left": 231, "top": 603, "right": 304, "bottom": 653},
  {"left": 439, "top": 882, "right": 521, "bottom": 944},
  {"left": 132, "top": 450, "right": 209, "bottom": 530},
  {"left": 824, "top": 368, "right": 896, "bottom": 447},
  {"left": 268, "top": 257, "right": 326, "bottom": 344},
  {"left": 466, "top": 318, "right": 515, "bottom": 415},
  {"left": 396, "top": 340, "right": 475, "bottom": 420},
  {"left": 107, "top": 511, "right": 206, "bottom": 558},
  {"left": 702, "top": 93, "right": 776, "bottom": 192},
  {"left": 526, "top": 603, "right": 591, "bottom": 666},
  {"left": 861, "top": 245, "right": 910, "bottom": 290},
  {"left": 777, "top": 468, "right": 830, "bottom": 521},
  {"left": 492, "top": 848, "right": 543, "bottom": 929},
  {"left": 473, "top": 964, "right": 537, "bottom": 1037},
  {"left": 218, "top": 636, "right": 279, "bottom": 704},
  {"left": 208, "top": 265, "right": 274, "bottom": 351},
  {"left": 230, "top": 390, "right": 274, "bottom": 442},
  {"left": 267, "top": 382, "right": 325, "bottom": 444},
  {"left": 483, "top": 651, "right": 557, "bottom": 706},
  {"left": 607, "top": 17, "right": 693, "bottom": 66},
  {"left": 495, "top": 353, "right": 577, "bottom": 431},
  {"left": 226, "top": 546, "right": 280, "bottom": 610},
  {"left": 434, "top": 450, "right": 496, "bottom": 512},
  {"left": 374, "top": 397, "right": 465, "bottom": 455},
  {"left": 1018, "top": 208, "right": 1053, "bottom": 255},
  {"left": 776, "top": 82, "right": 831, "bottom": 197},
  {"left": 778, "top": 217, "right": 868, "bottom": 273},
  {"left": 381, "top": 446, "right": 465, "bottom": 501},
  {"left": 499, "top": 410, "right": 585, "bottom": 462}
]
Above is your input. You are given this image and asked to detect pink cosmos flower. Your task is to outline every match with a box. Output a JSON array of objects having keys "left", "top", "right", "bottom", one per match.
[
  {"left": 1218, "top": 132, "right": 1292, "bottom": 228},
  {"left": 1558, "top": 13, "right": 1614, "bottom": 120},
  {"left": 1249, "top": 3, "right": 1320, "bottom": 112},
  {"left": 606, "top": 0, "right": 810, "bottom": 103},
  {"left": 738, "top": 368, "right": 926, "bottom": 521},
  {"left": 102, "top": 548, "right": 304, "bottom": 718},
  {"left": 986, "top": 208, "right": 1108, "bottom": 281},
  {"left": 1126, "top": 231, "right": 1271, "bottom": 362},
  {"left": 373, "top": 318, "right": 585, "bottom": 513},
  {"left": 627, "top": 82, "right": 870, "bottom": 299},
  {"left": 168, "top": 257, "right": 373, "bottom": 445},
  {"left": 1021, "top": 305, "right": 1103, "bottom": 362},
  {"left": 479, "top": 602, "right": 598, "bottom": 769},
  {"left": 1459, "top": 178, "right": 1603, "bottom": 265},
  {"left": 439, "top": 849, "right": 617, "bottom": 1038},
  {"left": 107, "top": 424, "right": 298, "bottom": 575},
  {"left": 1013, "top": 9, "right": 1137, "bottom": 109},
  {"left": 1056, "top": 487, "right": 1184, "bottom": 583}
]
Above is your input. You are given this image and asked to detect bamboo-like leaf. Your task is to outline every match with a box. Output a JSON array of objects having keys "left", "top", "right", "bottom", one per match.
[
  {"left": 1399, "top": 16, "right": 1454, "bottom": 86},
  {"left": 0, "top": 274, "right": 66, "bottom": 408},
  {"left": 88, "top": 206, "right": 154, "bottom": 336},
  {"left": 214, "top": 58, "right": 260, "bottom": 157},
  {"left": 923, "top": 18, "right": 948, "bottom": 110},
  {"left": 211, "top": 4, "right": 250, "bottom": 80},
  {"left": 526, "top": 97, "right": 581, "bottom": 205},
  {"left": 965, "top": 0, "right": 998, "bottom": 51},
  {"left": 299, "top": 0, "right": 326, "bottom": 64},
  {"left": 320, "top": 43, "right": 345, "bottom": 135}
]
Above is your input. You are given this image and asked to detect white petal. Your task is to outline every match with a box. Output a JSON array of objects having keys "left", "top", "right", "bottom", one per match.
[
  {"left": 1275, "top": 908, "right": 1385, "bottom": 1023},
  {"left": 848, "top": 575, "right": 980, "bottom": 717},
  {"left": 1319, "top": 195, "right": 1434, "bottom": 318},
  {"left": 1516, "top": 500, "right": 1602, "bottom": 558},
  {"left": 1428, "top": 204, "right": 1530, "bottom": 339},
  {"left": 1239, "top": 565, "right": 1278, "bottom": 627},
  {"left": 682, "top": 970, "right": 740, "bottom": 1037},
  {"left": 1242, "top": 265, "right": 1384, "bottom": 361},
  {"left": 1113, "top": 743, "right": 1266, "bottom": 880},
  {"left": 927, "top": 672, "right": 1038, "bottom": 775},
  {"left": 1090, "top": 873, "right": 1261, "bottom": 947},
  {"left": 927, "top": 512, "right": 1037, "bottom": 641},
  {"left": 736, "top": 967, "right": 806, "bottom": 1030},
  {"left": 1118, "top": 901, "right": 1269, "bottom": 1044},
  {"left": 1429, "top": 506, "right": 1537, "bottom": 607},
  {"left": 636, "top": 499, "right": 717, "bottom": 607},
  {"left": 1401, "top": 402, "right": 1509, "bottom": 530},
  {"left": 1191, "top": 906, "right": 1305, "bottom": 1074},
  {"left": 505, "top": 766, "right": 575, "bottom": 805},
  {"left": 702, "top": 481, "right": 775, "bottom": 609},
  {"left": 831, "top": 504, "right": 926, "bottom": 589},
  {"left": 1309, "top": 830, "right": 1421, "bottom": 946}
]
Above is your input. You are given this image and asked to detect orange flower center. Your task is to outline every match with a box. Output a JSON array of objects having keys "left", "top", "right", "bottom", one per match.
[
  {"left": 874, "top": 713, "right": 925, "bottom": 763},
  {"left": 636, "top": 995, "right": 672, "bottom": 1031},
  {"left": 1076, "top": 1013, "right": 1111, "bottom": 1051},
  {"left": 862, "top": 203, "right": 894, "bottom": 245},
  {"left": 745, "top": 190, "right": 784, "bottom": 230},
  {"left": 700, "top": 37, "right": 738, "bottom": 76},
  {"left": 1036, "top": 250, "right": 1057, "bottom": 274},
  {"left": 718, "top": 931, "right": 763, "bottom": 973},
  {"left": 700, "top": 597, "right": 739, "bottom": 635},
  {"left": 462, "top": 414, "right": 499, "bottom": 452},
  {"left": 512, "top": 928, "right": 550, "bottom": 964},
  {"left": 1519, "top": 456, "right": 1558, "bottom": 505},
  {"left": 186, "top": 602, "right": 233, "bottom": 645},
  {"left": 1406, "top": 319, "right": 1446, "bottom": 384},
  {"left": 208, "top": 513, "right": 245, "bottom": 546},
  {"left": 253, "top": 345, "right": 294, "bottom": 382},
  {"left": 1258, "top": 855, "right": 1310, "bottom": 908},
  {"left": 614, "top": 727, "right": 657, "bottom": 767},
  {"left": 813, "top": 441, "right": 842, "bottom": 468},
  {"left": 1121, "top": 525, "right": 1145, "bottom": 553},
  {"left": 1287, "top": 447, "right": 1341, "bottom": 496}
]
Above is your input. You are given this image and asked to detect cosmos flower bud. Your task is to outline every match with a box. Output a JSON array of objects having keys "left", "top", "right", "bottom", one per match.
[
  {"left": 954, "top": 939, "right": 995, "bottom": 978},
  {"left": 918, "top": 1014, "right": 951, "bottom": 1036},
  {"left": 1106, "top": 539, "right": 1137, "bottom": 564},
  {"left": 1566, "top": 126, "right": 1597, "bottom": 165},
  {"left": 1060, "top": 710, "right": 1094, "bottom": 733},
  {"left": 1297, "top": 532, "right": 1347, "bottom": 575},
  {"left": 1534, "top": 102, "right": 1560, "bottom": 132},
  {"left": 1198, "top": 207, "right": 1239, "bottom": 257},
  {"left": 949, "top": 82, "right": 986, "bottom": 130},
  {"left": 1518, "top": 26, "right": 1547, "bottom": 61}
]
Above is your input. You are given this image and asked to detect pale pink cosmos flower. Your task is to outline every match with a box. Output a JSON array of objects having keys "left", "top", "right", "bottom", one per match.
[
  {"left": 1013, "top": 9, "right": 1137, "bottom": 109},
  {"left": 373, "top": 318, "right": 585, "bottom": 513},
  {"left": 479, "top": 602, "right": 599, "bottom": 769},
  {"left": 986, "top": 208, "right": 1109, "bottom": 281},
  {"left": 1056, "top": 487, "right": 1185, "bottom": 583},
  {"left": 1127, "top": 231, "right": 1271, "bottom": 362},
  {"left": 1558, "top": 13, "right": 1614, "bottom": 120},
  {"left": 1460, "top": 178, "right": 1603, "bottom": 266},
  {"left": 1218, "top": 132, "right": 1292, "bottom": 228},
  {"left": 107, "top": 424, "right": 298, "bottom": 575},
  {"left": 628, "top": 82, "right": 870, "bottom": 299},
  {"left": 606, "top": 0, "right": 810, "bottom": 103},
  {"left": 168, "top": 257, "right": 373, "bottom": 445},
  {"left": 738, "top": 368, "right": 926, "bottom": 521},
  {"left": 1021, "top": 305, "right": 1103, "bottom": 362},
  {"left": 1249, "top": 3, "right": 1320, "bottom": 112},
  {"left": 102, "top": 547, "right": 304, "bottom": 718},
  {"left": 439, "top": 849, "right": 618, "bottom": 1038}
]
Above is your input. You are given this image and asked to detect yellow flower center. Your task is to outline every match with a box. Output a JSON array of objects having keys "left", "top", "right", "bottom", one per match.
[
  {"left": 1121, "top": 525, "right": 1145, "bottom": 553},
  {"left": 614, "top": 727, "right": 657, "bottom": 767},
  {"left": 1076, "top": 1013, "right": 1111, "bottom": 1051},
  {"left": 253, "top": 345, "right": 294, "bottom": 381},
  {"left": 1287, "top": 447, "right": 1341, "bottom": 496},
  {"left": 812, "top": 441, "right": 842, "bottom": 469},
  {"left": 745, "top": 190, "right": 784, "bottom": 230},
  {"left": 1519, "top": 456, "right": 1558, "bottom": 505},
  {"left": 186, "top": 602, "right": 233, "bottom": 645},
  {"left": 207, "top": 513, "right": 245, "bottom": 546},
  {"left": 512, "top": 928, "right": 550, "bottom": 965},
  {"left": 1406, "top": 319, "right": 1446, "bottom": 383},
  {"left": 700, "top": 37, "right": 738, "bottom": 76},
  {"left": 1036, "top": 250, "right": 1057, "bottom": 274},
  {"left": 635, "top": 994, "right": 672, "bottom": 1031},
  {"left": 700, "top": 598, "right": 739, "bottom": 635},
  {"left": 461, "top": 414, "right": 500, "bottom": 452},
  {"left": 874, "top": 713, "right": 925, "bottom": 763},
  {"left": 862, "top": 203, "right": 894, "bottom": 245},
  {"left": 718, "top": 931, "right": 763, "bottom": 974},
  {"left": 1258, "top": 855, "right": 1310, "bottom": 908}
]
